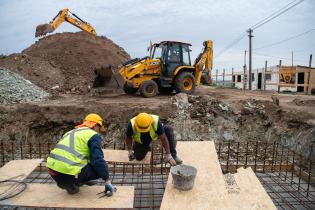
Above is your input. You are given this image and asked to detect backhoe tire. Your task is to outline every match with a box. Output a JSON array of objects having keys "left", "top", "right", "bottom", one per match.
[
  {"left": 123, "top": 84, "right": 138, "bottom": 94},
  {"left": 139, "top": 80, "right": 158, "bottom": 98},
  {"left": 174, "top": 72, "right": 196, "bottom": 94}
]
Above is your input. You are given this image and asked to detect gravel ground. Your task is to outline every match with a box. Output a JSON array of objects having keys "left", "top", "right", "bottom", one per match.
[{"left": 0, "top": 67, "right": 49, "bottom": 103}]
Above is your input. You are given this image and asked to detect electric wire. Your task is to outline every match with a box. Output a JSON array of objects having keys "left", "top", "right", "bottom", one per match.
[
  {"left": 215, "top": 33, "right": 247, "bottom": 58},
  {"left": 254, "top": 29, "right": 315, "bottom": 50},
  {"left": 250, "top": 0, "right": 297, "bottom": 29},
  {"left": 251, "top": 0, "right": 305, "bottom": 30},
  {"left": 0, "top": 175, "right": 28, "bottom": 201},
  {"left": 253, "top": 52, "right": 308, "bottom": 63},
  {"left": 214, "top": 0, "right": 305, "bottom": 62}
]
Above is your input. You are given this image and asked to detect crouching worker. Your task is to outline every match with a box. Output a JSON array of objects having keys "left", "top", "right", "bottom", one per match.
[
  {"left": 47, "top": 113, "right": 116, "bottom": 195},
  {"left": 125, "top": 112, "right": 182, "bottom": 166}
]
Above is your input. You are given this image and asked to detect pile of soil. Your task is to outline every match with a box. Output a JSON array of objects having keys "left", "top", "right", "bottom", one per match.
[{"left": 0, "top": 32, "right": 130, "bottom": 94}]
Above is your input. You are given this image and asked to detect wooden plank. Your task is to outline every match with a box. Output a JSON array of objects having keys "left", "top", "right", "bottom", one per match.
[
  {"left": 160, "top": 142, "right": 276, "bottom": 210},
  {"left": 0, "top": 159, "right": 42, "bottom": 180},
  {"left": 103, "top": 149, "right": 151, "bottom": 164},
  {"left": 230, "top": 167, "right": 276, "bottom": 210},
  {"left": 160, "top": 141, "right": 229, "bottom": 210},
  {"left": 0, "top": 159, "right": 42, "bottom": 195},
  {"left": 0, "top": 184, "right": 134, "bottom": 209}
]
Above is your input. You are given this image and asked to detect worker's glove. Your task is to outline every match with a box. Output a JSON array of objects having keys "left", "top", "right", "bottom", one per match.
[
  {"left": 164, "top": 153, "right": 176, "bottom": 166},
  {"left": 104, "top": 181, "right": 117, "bottom": 197},
  {"left": 128, "top": 150, "right": 135, "bottom": 161}
]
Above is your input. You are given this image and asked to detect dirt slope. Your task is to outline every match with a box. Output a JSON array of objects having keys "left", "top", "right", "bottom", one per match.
[{"left": 0, "top": 32, "right": 130, "bottom": 94}]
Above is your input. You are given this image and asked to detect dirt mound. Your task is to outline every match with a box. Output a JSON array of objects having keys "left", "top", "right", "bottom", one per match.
[{"left": 0, "top": 32, "right": 130, "bottom": 94}]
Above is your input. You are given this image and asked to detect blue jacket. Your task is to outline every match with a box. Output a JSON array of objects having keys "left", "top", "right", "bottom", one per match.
[{"left": 88, "top": 134, "right": 109, "bottom": 180}]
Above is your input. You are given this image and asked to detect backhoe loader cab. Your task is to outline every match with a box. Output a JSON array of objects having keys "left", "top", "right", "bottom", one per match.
[{"left": 111, "top": 40, "right": 213, "bottom": 97}]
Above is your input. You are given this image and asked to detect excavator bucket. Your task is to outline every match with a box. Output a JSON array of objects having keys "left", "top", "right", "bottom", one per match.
[
  {"left": 35, "top": 24, "right": 54, "bottom": 37},
  {"left": 93, "top": 65, "right": 125, "bottom": 88}
]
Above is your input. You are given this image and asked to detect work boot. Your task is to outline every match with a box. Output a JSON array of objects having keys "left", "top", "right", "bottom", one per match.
[
  {"left": 65, "top": 184, "right": 80, "bottom": 194},
  {"left": 173, "top": 156, "right": 183, "bottom": 165}
]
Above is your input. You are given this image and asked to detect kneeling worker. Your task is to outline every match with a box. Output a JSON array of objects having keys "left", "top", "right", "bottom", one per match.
[
  {"left": 125, "top": 112, "right": 182, "bottom": 166},
  {"left": 47, "top": 113, "right": 116, "bottom": 195}
]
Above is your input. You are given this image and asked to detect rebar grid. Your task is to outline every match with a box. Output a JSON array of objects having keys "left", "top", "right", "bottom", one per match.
[
  {"left": 0, "top": 140, "right": 314, "bottom": 209},
  {"left": 217, "top": 141, "right": 315, "bottom": 209}
]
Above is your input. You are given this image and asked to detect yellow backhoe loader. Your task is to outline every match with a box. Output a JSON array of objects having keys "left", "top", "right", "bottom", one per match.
[
  {"left": 35, "top": 8, "right": 96, "bottom": 37},
  {"left": 95, "top": 40, "right": 213, "bottom": 97}
]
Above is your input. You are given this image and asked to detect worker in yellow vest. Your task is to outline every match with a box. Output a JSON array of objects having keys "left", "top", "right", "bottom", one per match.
[
  {"left": 125, "top": 112, "right": 182, "bottom": 166},
  {"left": 47, "top": 113, "right": 116, "bottom": 196}
]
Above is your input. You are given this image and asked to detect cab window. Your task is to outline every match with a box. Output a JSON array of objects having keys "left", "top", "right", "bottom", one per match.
[
  {"left": 167, "top": 43, "right": 180, "bottom": 63},
  {"left": 182, "top": 45, "right": 191, "bottom": 66}
]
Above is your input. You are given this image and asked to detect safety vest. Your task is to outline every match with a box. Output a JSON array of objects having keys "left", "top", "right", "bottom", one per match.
[
  {"left": 130, "top": 114, "right": 159, "bottom": 144},
  {"left": 46, "top": 127, "right": 97, "bottom": 175}
]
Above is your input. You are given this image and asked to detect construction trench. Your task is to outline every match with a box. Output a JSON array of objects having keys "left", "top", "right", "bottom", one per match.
[{"left": 0, "top": 32, "right": 314, "bottom": 209}]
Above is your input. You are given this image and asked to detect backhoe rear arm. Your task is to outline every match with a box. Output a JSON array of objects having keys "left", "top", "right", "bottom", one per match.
[
  {"left": 49, "top": 8, "right": 96, "bottom": 36},
  {"left": 194, "top": 40, "right": 213, "bottom": 85}
]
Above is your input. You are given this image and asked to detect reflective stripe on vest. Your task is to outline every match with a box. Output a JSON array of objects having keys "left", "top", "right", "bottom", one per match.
[
  {"left": 46, "top": 127, "right": 97, "bottom": 175},
  {"left": 130, "top": 115, "right": 159, "bottom": 144},
  {"left": 54, "top": 128, "right": 91, "bottom": 160},
  {"left": 49, "top": 153, "right": 86, "bottom": 167}
]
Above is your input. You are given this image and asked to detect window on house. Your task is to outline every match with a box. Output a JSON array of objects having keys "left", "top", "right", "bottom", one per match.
[
  {"left": 251, "top": 73, "right": 255, "bottom": 82},
  {"left": 237, "top": 75, "right": 241, "bottom": 82},
  {"left": 265, "top": 74, "right": 271, "bottom": 81}
]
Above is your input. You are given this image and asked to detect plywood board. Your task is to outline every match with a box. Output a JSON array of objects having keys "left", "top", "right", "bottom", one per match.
[
  {"left": 103, "top": 149, "right": 151, "bottom": 164},
  {"left": 0, "top": 184, "right": 134, "bottom": 209},
  {"left": 230, "top": 167, "right": 276, "bottom": 210},
  {"left": 160, "top": 142, "right": 276, "bottom": 210},
  {"left": 0, "top": 159, "right": 42, "bottom": 195},
  {"left": 0, "top": 159, "right": 42, "bottom": 180},
  {"left": 160, "top": 141, "right": 229, "bottom": 210}
]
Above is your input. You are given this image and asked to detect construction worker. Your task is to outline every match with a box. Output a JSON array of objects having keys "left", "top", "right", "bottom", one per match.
[
  {"left": 47, "top": 113, "right": 116, "bottom": 196},
  {"left": 125, "top": 112, "right": 182, "bottom": 166}
]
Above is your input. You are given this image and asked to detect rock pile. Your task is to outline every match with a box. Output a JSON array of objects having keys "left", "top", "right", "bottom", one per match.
[{"left": 0, "top": 68, "right": 49, "bottom": 103}]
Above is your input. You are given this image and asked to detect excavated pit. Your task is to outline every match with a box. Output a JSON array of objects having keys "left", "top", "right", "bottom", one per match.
[
  {"left": 0, "top": 93, "right": 314, "bottom": 161},
  {"left": 0, "top": 92, "right": 314, "bottom": 209}
]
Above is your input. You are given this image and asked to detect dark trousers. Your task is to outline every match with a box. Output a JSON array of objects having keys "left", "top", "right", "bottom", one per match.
[
  {"left": 134, "top": 125, "right": 177, "bottom": 160},
  {"left": 49, "top": 163, "right": 100, "bottom": 189}
]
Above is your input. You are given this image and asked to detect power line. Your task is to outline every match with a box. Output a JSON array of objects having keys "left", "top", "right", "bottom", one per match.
[
  {"left": 251, "top": 0, "right": 297, "bottom": 29},
  {"left": 254, "top": 29, "right": 315, "bottom": 50},
  {"left": 215, "top": 0, "right": 305, "bottom": 59},
  {"left": 215, "top": 32, "right": 247, "bottom": 58},
  {"left": 251, "top": 0, "right": 305, "bottom": 30},
  {"left": 294, "top": 43, "right": 315, "bottom": 53},
  {"left": 253, "top": 52, "right": 308, "bottom": 63}
]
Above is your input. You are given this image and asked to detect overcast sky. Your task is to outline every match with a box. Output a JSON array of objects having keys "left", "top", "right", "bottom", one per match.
[{"left": 0, "top": 0, "right": 314, "bottom": 72}]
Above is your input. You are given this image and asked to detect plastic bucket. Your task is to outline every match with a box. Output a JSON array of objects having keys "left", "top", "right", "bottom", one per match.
[{"left": 170, "top": 164, "right": 197, "bottom": 191}]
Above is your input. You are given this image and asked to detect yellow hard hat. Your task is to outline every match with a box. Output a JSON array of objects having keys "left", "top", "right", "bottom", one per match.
[
  {"left": 78, "top": 113, "right": 105, "bottom": 132},
  {"left": 134, "top": 113, "right": 153, "bottom": 133}
]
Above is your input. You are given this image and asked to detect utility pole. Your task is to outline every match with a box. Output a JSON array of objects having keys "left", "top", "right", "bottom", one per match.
[
  {"left": 291, "top": 51, "right": 294, "bottom": 66},
  {"left": 223, "top": 68, "right": 225, "bottom": 86},
  {"left": 264, "top": 60, "right": 267, "bottom": 91},
  {"left": 310, "top": 54, "right": 313, "bottom": 67},
  {"left": 278, "top": 60, "right": 282, "bottom": 93},
  {"left": 247, "top": 28, "right": 253, "bottom": 90},
  {"left": 243, "top": 50, "right": 247, "bottom": 90}
]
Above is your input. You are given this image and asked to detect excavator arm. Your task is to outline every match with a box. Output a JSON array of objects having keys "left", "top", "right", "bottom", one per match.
[
  {"left": 35, "top": 8, "right": 96, "bottom": 37},
  {"left": 194, "top": 40, "right": 213, "bottom": 85}
]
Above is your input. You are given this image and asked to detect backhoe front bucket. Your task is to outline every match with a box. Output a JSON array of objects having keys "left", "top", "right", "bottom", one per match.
[
  {"left": 35, "top": 24, "right": 54, "bottom": 37},
  {"left": 93, "top": 65, "right": 125, "bottom": 88}
]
